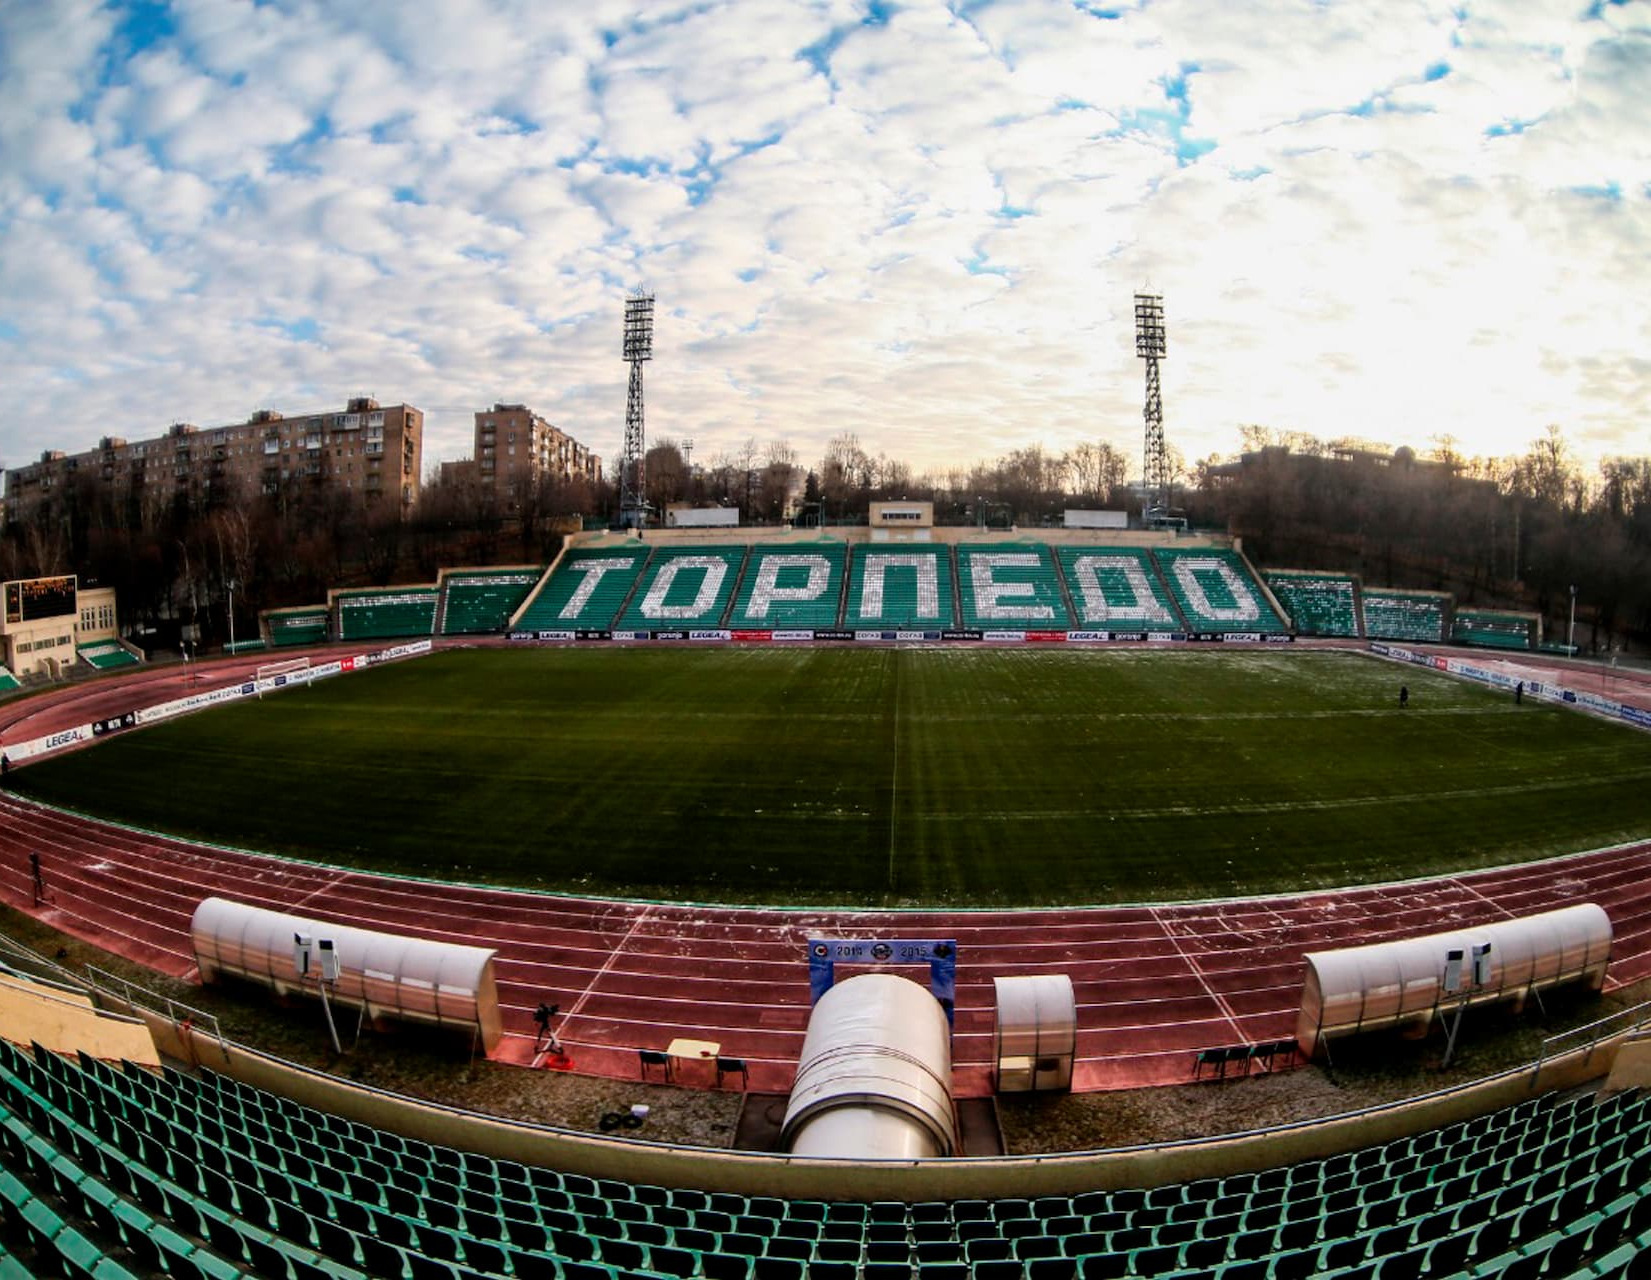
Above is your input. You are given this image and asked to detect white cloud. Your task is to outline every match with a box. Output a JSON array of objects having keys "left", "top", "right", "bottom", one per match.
[{"left": 1, "top": 0, "right": 1648, "bottom": 488}]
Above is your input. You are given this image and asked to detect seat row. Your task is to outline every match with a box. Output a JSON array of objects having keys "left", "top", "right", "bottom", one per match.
[{"left": 3, "top": 1035, "right": 1647, "bottom": 1280}]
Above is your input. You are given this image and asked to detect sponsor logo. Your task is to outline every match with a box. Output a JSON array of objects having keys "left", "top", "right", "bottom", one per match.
[
  {"left": 983, "top": 631, "right": 1026, "bottom": 642},
  {"left": 772, "top": 630, "right": 814, "bottom": 641},
  {"left": 690, "top": 630, "right": 731, "bottom": 641},
  {"left": 1222, "top": 632, "right": 1262, "bottom": 643},
  {"left": 614, "top": 631, "right": 650, "bottom": 641},
  {"left": 895, "top": 630, "right": 927, "bottom": 641},
  {"left": 507, "top": 631, "right": 533, "bottom": 642},
  {"left": 731, "top": 630, "right": 773, "bottom": 642},
  {"left": 1146, "top": 632, "right": 1183, "bottom": 643},
  {"left": 854, "top": 630, "right": 887, "bottom": 642},
  {"left": 537, "top": 630, "right": 576, "bottom": 641},
  {"left": 941, "top": 630, "right": 984, "bottom": 641},
  {"left": 241, "top": 682, "right": 257, "bottom": 695},
  {"left": 44, "top": 729, "right": 85, "bottom": 750},
  {"left": 1261, "top": 633, "right": 1294, "bottom": 644},
  {"left": 653, "top": 631, "right": 689, "bottom": 641},
  {"left": 1026, "top": 631, "right": 1067, "bottom": 643},
  {"left": 576, "top": 630, "right": 612, "bottom": 641},
  {"left": 813, "top": 630, "right": 853, "bottom": 642},
  {"left": 1432, "top": 657, "right": 1448, "bottom": 670},
  {"left": 1066, "top": 631, "right": 1108, "bottom": 642}
]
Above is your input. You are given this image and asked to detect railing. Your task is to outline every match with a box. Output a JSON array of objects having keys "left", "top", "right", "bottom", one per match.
[
  {"left": 82, "top": 963, "right": 228, "bottom": 1056},
  {"left": 1533, "top": 997, "right": 1651, "bottom": 1081}
]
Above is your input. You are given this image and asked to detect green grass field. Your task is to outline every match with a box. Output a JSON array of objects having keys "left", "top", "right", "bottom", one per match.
[{"left": 17, "top": 647, "right": 1651, "bottom": 907}]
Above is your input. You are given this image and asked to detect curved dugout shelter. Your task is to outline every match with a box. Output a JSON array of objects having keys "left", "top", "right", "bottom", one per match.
[
  {"left": 191, "top": 896, "right": 503, "bottom": 1050},
  {"left": 1297, "top": 902, "right": 1611, "bottom": 1059}
]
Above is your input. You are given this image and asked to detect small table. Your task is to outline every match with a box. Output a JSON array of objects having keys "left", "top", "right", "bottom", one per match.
[
  {"left": 667, "top": 1037, "right": 721, "bottom": 1064},
  {"left": 666, "top": 1038, "right": 721, "bottom": 1082}
]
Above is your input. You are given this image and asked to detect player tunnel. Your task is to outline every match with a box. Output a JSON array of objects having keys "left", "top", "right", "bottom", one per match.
[{"left": 780, "top": 973, "right": 957, "bottom": 1160}]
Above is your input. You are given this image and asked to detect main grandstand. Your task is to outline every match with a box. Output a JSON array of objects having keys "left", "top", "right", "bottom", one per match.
[{"left": 4, "top": 522, "right": 1650, "bottom": 1280}]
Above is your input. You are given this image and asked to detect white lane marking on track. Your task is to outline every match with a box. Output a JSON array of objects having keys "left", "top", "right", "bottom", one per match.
[
  {"left": 290, "top": 873, "right": 353, "bottom": 912},
  {"left": 1449, "top": 875, "right": 1518, "bottom": 920},
  {"left": 559, "top": 903, "right": 655, "bottom": 1037},
  {"left": 1150, "top": 906, "right": 1248, "bottom": 1046}
]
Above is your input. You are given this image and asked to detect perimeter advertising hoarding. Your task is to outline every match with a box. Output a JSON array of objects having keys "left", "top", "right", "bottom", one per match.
[{"left": 4, "top": 575, "right": 77, "bottom": 625}]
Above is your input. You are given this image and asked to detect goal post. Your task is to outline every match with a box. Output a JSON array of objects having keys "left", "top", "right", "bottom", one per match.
[{"left": 256, "top": 656, "right": 311, "bottom": 682}]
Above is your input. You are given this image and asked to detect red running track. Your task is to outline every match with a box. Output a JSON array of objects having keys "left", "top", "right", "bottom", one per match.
[{"left": 3, "top": 648, "right": 1651, "bottom": 1097}]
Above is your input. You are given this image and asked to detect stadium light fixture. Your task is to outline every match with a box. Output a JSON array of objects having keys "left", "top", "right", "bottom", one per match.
[
  {"left": 1134, "top": 293, "right": 1170, "bottom": 520},
  {"left": 620, "top": 291, "right": 655, "bottom": 530}
]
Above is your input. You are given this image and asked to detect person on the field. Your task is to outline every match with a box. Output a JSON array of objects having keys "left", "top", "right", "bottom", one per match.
[
  {"left": 1399, "top": 685, "right": 1409, "bottom": 708},
  {"left": 1515, "top": 681, "right": 1524, "bottom": 705},
  {"left": 0, "top": 752, "right": 9, "bottom": 785},
  {"left": 30, "top": 851, "right": 45, "bottom": 906}
]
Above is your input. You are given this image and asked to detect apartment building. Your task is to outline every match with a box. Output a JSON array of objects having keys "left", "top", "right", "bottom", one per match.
[
  {"left": 3, "top": 397, "right": 423, "bottom": 525},
  {"left": 474, "top": 403, "right": 602, "bottom": 509}
]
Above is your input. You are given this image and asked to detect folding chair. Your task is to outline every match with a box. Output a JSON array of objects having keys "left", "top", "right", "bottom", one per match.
[
  {"left": 716, "top": 1058, "right": 749, "bottom": 1090},
  {"left": 639, "top": 1050, "right": 673, "bottom": 1083}
]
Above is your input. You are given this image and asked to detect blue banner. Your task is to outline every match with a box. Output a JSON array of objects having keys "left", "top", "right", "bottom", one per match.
[{"left": 807, "top": 937, "right": 957, "bottom": 1026}]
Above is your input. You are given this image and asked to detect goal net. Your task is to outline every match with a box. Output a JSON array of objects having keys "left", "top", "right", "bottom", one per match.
[{"left": 256, "top": 656, "right": 311, "bottom": 682}]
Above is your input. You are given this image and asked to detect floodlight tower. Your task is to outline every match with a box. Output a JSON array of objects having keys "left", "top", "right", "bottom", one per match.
[
  {"left": 1134, "top": 292, "right": 1169, "bottom": 520},
  {"left": 620, "top": 290, "right": 655, "bottom": 529}
]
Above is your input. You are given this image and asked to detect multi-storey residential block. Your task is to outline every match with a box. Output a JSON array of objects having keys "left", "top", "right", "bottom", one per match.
[
  {"left": 473, "top": 403, "right": 602, "bottom": 509},
  {"left": 2, "top": 397, "right": 423, "bottom": 525}
]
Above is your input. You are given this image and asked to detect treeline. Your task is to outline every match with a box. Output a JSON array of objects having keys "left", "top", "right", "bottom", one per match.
[
  {"left": 1191, "top": 425, "right": 1651, "bottom": 652},
  {"left": 3, "top": 423, "right": 1648, "bottom": 654}
]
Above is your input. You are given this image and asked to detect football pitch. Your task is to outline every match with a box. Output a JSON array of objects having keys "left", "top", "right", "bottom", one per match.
[{"left": 17, "top": 647, "right": 1651, "bottom": 907}]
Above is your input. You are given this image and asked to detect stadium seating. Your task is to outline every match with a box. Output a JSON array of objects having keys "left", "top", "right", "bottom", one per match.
[
  {"left": 439, "top": 570, "right": 540, "bottom": 636},
  {"left": 1362, "top": 590, "right": 1449, "bottom": 644},
  {"left": 1264, "top": 571, "right": 1361, "bottom": 638},
  {"left": 726, "top": 543, "right": 848, "bottom": 629},
  {"left": 515, "top": 545, "right": 649, "bottom": 632},
  {"left": 0, "top": 1038, "right": 1644, "bottom": 1280},
  {"left": 1452, "top": 608, "right": 1536, "bottom": 651},
  {"left": 334, "top": 588, "right": 438, "bottom": 641},
  {"left": 264, "top": 608, "right": 329, "bottom": 648},
  {"left": 75, "top": 642, "right": 140, "bottom": 671},
  {"left": 1057, "top": 546, "right": 1184, "bottom": 631},
  {"left": 0, "top": 665, "right": 19, "bottom": 692},
  {"left": 845, "top": 545, "right": 957, "bottom": 629},
  {"left": 1153, "top": 547, "right": 1287, "bottom": 633},
  {"left": 616, "top": 545, "right": 749, "bottom": 631},
  {"left": 956, "top": 544, "right": 1073, "bottom": 630}
]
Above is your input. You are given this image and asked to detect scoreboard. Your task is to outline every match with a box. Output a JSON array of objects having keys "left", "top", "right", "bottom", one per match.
[{"left": 4, "top": 576, "right": 78, "bottom": 625}]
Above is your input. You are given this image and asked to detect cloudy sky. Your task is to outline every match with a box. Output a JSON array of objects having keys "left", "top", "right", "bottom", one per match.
[{"left": 1, "top": 0, "right": 1647, "bottom": 487}]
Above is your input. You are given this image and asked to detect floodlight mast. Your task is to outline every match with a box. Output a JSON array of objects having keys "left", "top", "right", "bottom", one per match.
[
  {"left": 1134, "top": 293, "right": 1169, "bottom": 520},
  {"left": 620, "top": 291, "right": 655, "bottom": 530}
]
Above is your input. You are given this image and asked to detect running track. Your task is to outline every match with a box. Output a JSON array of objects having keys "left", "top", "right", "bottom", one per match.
[{"left": 3, "top": 645, "right": 1651, "bottom": 1098}]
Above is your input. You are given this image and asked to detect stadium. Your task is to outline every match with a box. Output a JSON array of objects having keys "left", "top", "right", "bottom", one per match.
[{"left": 5, "top": 519, "right": 1651, "bottom": 1280}]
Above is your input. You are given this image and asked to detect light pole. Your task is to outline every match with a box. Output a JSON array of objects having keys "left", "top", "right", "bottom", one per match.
[
  {"left": 227, "top": 578, "right": 237, "bottom": 655},
  {"left": 1568, "top": 584, "right": 1577, "bottom": 653}
]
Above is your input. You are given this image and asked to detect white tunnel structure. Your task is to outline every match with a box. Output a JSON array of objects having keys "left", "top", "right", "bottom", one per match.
[
  {"left": 1296, "top": 902, "right": 1611, "bottom": 1059},
  {"left": 781, "top": 974, "right": 957, "bottom": 1160},
  {"left": 191, "top": 897, "right": 503, "bottom": 1050}
]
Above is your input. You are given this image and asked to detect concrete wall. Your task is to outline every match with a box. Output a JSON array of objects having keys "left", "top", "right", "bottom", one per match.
[{"left": 173, "top": 1021, "right": 1624, "bottom": 1203}]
